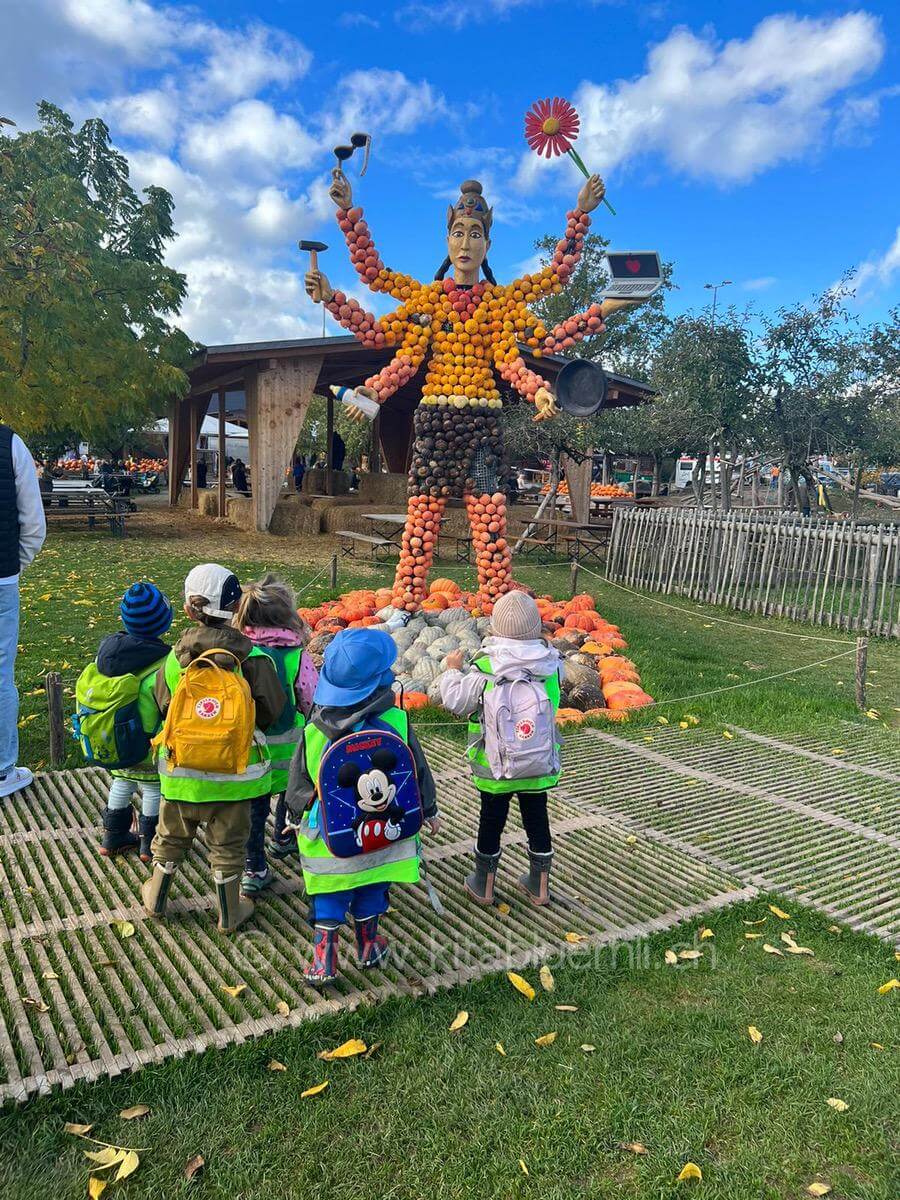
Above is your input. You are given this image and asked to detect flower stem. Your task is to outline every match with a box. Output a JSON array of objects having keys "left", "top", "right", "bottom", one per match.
[{"left": 566, "top": 148, "right": 616, "bottom": 216}]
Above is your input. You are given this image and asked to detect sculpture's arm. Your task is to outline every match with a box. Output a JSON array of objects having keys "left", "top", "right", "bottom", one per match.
[
  {"left": 335, "top": 205, "right": 419, "bottom": 302},
  {"left": 362, "top": 330, "right": 431, "bottom": 405},
  {"left": 540, "top": 304, "right": 606, "bottom": 354}
]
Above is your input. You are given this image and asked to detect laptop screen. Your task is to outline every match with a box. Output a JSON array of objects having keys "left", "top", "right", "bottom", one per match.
[{"left": 607, "top": 252, "right": 660, "bottom": 280}]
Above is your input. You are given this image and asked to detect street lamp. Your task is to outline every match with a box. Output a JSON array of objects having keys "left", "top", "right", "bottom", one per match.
[{"left": 704, "top": 280, "right": 732, "bottom": 331}]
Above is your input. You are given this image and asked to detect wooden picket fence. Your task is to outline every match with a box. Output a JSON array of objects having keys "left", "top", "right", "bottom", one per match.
[{"left": 606, "top": 508, "right": 900, "bottom": 637}]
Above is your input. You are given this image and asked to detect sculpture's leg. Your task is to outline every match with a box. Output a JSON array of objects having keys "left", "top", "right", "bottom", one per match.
[
  {"left": 466, "top": 492, "right": 512, "bottom": 613},
  {"left": 392, "top": 494, "right": 447, "bottom": 611}
]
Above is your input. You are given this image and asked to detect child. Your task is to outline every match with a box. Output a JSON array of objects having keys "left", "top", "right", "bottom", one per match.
[
  {"left": 141, "top": 563, "right": 284, "bottom": 933},
  {"left": 233, "top": 573, "right": 318, "bottom": 895},
  {"left": 285, "top": 628, "right": 439, "bottom": 984},
  {"left": 94, "top": 583, "right": 173, "bottom": 860},
  {"left": 440, "top": 590, "right": 562, "bottom": 906}
]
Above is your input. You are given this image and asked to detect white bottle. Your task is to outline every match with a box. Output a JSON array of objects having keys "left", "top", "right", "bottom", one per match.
[{"left": 329, "top": 385, "right": 379, "bottom": 420}]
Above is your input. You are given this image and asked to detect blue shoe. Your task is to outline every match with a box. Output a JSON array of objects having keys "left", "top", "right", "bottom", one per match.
[
  {"left": 240, "top": 866, "right": 274, "bottom": 896},
  {"left": 268, "top": 836, "right": 297, "bottom": 860}
]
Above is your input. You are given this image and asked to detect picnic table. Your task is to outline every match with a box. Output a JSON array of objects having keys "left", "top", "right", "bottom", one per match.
[
  {"left": 514, "top": 515, "right": 612, "bottom": 562},
  {"left": 42, "top": 486, "right": 131, "bottom": 536},
  {"left": 363, "top": 513, "right": 471, "bottom": 561}
]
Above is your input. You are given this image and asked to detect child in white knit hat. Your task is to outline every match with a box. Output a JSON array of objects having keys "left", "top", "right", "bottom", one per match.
[{"left": 440, "top": 590, "right": 562, "bottom": 907}]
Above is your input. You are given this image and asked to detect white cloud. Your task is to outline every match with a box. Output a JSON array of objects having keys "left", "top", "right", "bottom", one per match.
[
  {"left": 741, "top": 276, "right": 777, "bottom": 292},
  {"left": 177, "top": 257, "right": 326, "bottom": 345},
  {"left": 835, "top": 84, "right": 900, "bottom": 145},
  {"left": 845, "top": 227, "right": 900, "bottom": 302},
  {"left": 59, "top": 0, "right": 181, "bottom": 59},
  {"left": 339, "top": 12, "right": 381, "bottom": 29},
  {"left": 100, "top": 88, "right": 180, "bottom": 148},
  {"left": 322, "top": 69, "right": 446, "bottom": 143},
  {"left": 189, "top": 23, "right": 312, "bottom": 107},
  {"left": 181, "top": 99, "right": 318, "bottom": 177},
  {"left": 397, "top": 0, "right": 536, "bottom": 31},
  {"left": 516, "top": 12, "right": 885, "bottom": 190}
]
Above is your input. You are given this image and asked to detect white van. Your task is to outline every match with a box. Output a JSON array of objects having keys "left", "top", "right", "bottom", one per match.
[{"left": 673, "top": 456, "right": 722, "bottom": 490}]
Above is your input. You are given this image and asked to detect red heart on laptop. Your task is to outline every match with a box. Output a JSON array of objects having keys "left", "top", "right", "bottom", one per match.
[{"left": 625, "top": 258, "right": 641, "bottom": 274}]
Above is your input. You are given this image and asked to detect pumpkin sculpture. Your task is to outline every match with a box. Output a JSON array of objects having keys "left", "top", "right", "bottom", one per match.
[{"left": 304, "top": 164, "right": 650, "bottom": 612}]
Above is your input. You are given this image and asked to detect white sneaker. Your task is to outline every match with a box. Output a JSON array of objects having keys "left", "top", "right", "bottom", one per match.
[{"left": 0, "top": 767, "right": 34, "bottom": 798}]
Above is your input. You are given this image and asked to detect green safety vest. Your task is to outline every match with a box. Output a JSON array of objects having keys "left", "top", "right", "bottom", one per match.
[
  {"left": 254, "top": 646, "right": 305, "bottom": 795},
  {"left": 156, "top": 648, "right": 272, "bottom": 803},
  {"left": 466, "top": 655, "right": 562, "bottom": 794},
  {"left": 297, "top": 706, "right": 421, "bottom": 895}
]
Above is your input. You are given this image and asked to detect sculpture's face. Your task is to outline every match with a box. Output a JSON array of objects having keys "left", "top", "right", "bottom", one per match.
[{"left": 447, "top": 215, "right": 490, "bottom": 284}]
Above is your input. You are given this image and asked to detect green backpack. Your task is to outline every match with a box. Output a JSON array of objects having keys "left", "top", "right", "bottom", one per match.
[{"left": 73, "top": 662, "right": 157, "bottom": 769}]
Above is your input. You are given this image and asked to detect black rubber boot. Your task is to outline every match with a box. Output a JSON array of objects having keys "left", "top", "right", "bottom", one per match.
[
  {"left": 518, "top": 850, "right": 553, "bottom": 906},
  {"left": 465, "top": 850, "right": 501, "bottom": 906},
  {"left": 138, "top": 814, "right": 158, "bottom": 864},
  {"left": 100, "top": 806, "right": 139, "bottom": 857}
]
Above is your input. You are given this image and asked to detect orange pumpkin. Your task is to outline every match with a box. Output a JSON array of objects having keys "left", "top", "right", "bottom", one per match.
[
  {"left": 429, "top": 577, "right": 461, "bottom": 597},
  {"left": 555, "top": 708, "right": 586, "bottom": 725},
  {"left": 566, "top": 594, "right": 595, "bottom": 612},
  {"left": 400, "top": 692, "right": 429, "bottom": 710}
]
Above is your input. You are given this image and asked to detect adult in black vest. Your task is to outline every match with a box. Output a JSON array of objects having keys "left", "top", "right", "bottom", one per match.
[{"left": 0, "top": 425, "right": 47, "bottom": 797}]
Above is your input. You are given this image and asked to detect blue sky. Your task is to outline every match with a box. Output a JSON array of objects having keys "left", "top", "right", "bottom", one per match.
[{"left": 4, "top": 0, "right": 899, "bottom": 344}]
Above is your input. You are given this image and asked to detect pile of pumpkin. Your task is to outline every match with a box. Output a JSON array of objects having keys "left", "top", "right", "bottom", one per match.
[
  {"left": 300, "top": 581, "right": 652, "bottom": 722},
  {"left": 540, "top": 480, "right": 632, "bottom": 499}
]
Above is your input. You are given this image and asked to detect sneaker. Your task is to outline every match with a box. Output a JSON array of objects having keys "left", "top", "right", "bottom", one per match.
[
  {"left": 268, "top": 836, "right": 297, "bottom": 860},
  {"left": 0, "top": 767, "right": 34, "bottom": 798},
  {"left": 240, "top": 866, "right": 274, "bottom": 896}
]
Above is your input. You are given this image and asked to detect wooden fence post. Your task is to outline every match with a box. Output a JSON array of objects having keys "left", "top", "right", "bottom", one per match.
[
  {"left": 854, "top": 636, "right": 869, "bottom": 711},
  {"left": 570, "top": 559, "right": 580, "bottom": 599},
  {"left": 330, "top": 552, "right": 338, "bottom": 592},
  {"left": 45, "top": 671, "right": 65, "bottom": 769}
]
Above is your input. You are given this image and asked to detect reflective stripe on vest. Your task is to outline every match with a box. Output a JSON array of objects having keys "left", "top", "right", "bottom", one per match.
[
  {"left": 298, "top": 706, "right": 419, "bottom": 893},
  {"left": 465, "top": 655, "right": 562, "bottom": 793},
  {"left": 158, "top": 649, "right": 271, "bottom": 803}
]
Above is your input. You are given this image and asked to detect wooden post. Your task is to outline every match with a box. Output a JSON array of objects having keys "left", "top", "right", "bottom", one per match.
[
  {"left": 325, "top": 390, "right": 335, "bottom": 497},
  {"left": 370, "top": 409, "right": 382, "bottom": 474},
  {"left": 45, "top": 672, "right": 65, "bottom": 769},
  {"left": 189, "top": 400, "right": 199, "bottom": 511},
  {"left": 570, "top": 558, "right": 580, "bottom": 598},
  {"left": 330, "top": 552, "right": 338, "bottom": 592},
  {"left": 854, "top": 636, "right": 868, "bottom": 711},
  {"left": 217, "top": 387, "right": 226, "bottom": 519}
]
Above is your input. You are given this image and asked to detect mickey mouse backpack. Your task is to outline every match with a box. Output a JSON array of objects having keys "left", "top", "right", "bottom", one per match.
[{"left": 317, "top": 717, "right": 423, "bottom": 858}]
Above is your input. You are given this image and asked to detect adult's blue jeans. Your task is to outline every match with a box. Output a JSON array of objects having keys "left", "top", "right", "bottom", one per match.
[{"left": 0, "top": 585, "right": 20, "bottom": 775}]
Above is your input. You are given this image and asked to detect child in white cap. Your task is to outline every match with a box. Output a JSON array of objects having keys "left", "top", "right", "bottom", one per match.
[{"left": 441, "top": 590, "right": 562, "bottom": 906}]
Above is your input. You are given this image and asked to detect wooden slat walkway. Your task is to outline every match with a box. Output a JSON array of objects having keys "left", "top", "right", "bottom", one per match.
[{"left": 1, "top": 721, "right": 895, "bottom": 1104}]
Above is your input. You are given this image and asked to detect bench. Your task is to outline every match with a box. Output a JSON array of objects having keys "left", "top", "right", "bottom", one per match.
[
  {"left": 563, "top": 525, "right": 610, "bottom": 564},
  {"left": 514, "top": 535, "right": 557, "bottom": 560},
  {"left": 336, "top": 531, "right": 398, "bottom": 561},
  {"left": 43, "top": 491, "right": 130, "bottom": 536}
]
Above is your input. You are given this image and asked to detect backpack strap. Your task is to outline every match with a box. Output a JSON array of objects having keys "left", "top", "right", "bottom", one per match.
[{"left": 187, "top": 649, "right": 242, "bottom": 673}]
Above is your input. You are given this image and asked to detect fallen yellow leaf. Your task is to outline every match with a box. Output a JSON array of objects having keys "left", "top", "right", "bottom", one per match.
[
  {"left": 274, "top": 1001, "right": 290, "bottom": 1017},
  {"left": 267, "top": 1060, "right": 287, "bottom": 1072},
  {"left": 580, "top": 1044, "right": 596, "bottom": 1052},
  {"left": 678, "top": 721, "right": 689, "bottom": 729},
  {"left": 301, "top": 1081, "right": 329, "bottom": 1098},
  {"left": 625, "top": 834, "right": 637, "bottom": 845},
  {"left": 519, "top": 1159, "right": 529, "bottom": 1175},
  {"left": 63, "top": 1122, "right": 94, "bottom": 1135},
  {"left": 534, "top": 1032, "right": 558, "bottom": 1047},
  {"left": 118, "top": 1104, "right": 150, "bottom": 1121},
  {"left": 664, "top": 949, "right": 678, "bottom": 965},
  {"left": 42, "top": 971, "right": 59, "bottom": 980},
  {"left": 699, "top": 927, "right": 714, "bottom": 940},
  {"left": 619, "top": 1142, "right": 649, "bottom": 1154},
  {"left": 495, "top": 1042, "right": 506, "bottom": 1056},
  {"left": 877, "top": 978, "right": 899, "bottom": 995},
  {"left": 507, "top": 972, "right": 535, "bottom": 1001},
  {"left": 870, "top": 1042, "right": 884, "bottom": 1050},
  {"left": 114, "top": 1150, "right": 140, "bottom": 1182},
  {"left": 564, "top": 932, "right": 586, "bottom": 944},
  {"left": 221, "top": 984, "right": 246, "bottom": 999},
  {"left": 745, "top": 933, "right": 763, "bottom": 940},
  {"left": 768, "top": 905, "right": 791, "bottom": 920},
  {"left": 114, "top": 921, "right": 135, "bottom": 939},
  {"left": 744, "top": 918, "right": 767, "bottom": 926},
  {"left": 722, "top": 730, "right": 734, "bottom": 739},
  {"left": 449, "top": 1011, "right": 470, "bottom": 1032},
  {"left": 539, "top": 965, "right": 555, "bottom": 992},
  {"left": 318, "top": 1038, "right": 367, "bottom": 1059},
  {"left": 806, "top": 1183, "right": 832, "bottom": 1197},
  {"left": 88, "top": 1178, "right": 108, "bottom": 1199},
  {"left": 826, "top": 1097, "right": 849, "bottom": 1112},
  {"left": 762, "top": 944, "right": 784, "bottom": 957},
  {"left": 85, "top": 1148, "right": 126, "bottom": 1168},
  {"left": 748, "top": 1025, "right": 763, "bottom": 1044},
  {"left": 678, "top": 950, "right": 702, "bottom": 961},
  {"left": 555, "top": 1004, "right": 578, "bottom": 1012},
  {"left": 657, "top": 716, "right": 669, "bottom": 725},
  {"left": 496, "top": 902, "right": 511, "bottom": 915},
  {"left": 677, "top": 1162, "right": 702, "bottom": 1182}
]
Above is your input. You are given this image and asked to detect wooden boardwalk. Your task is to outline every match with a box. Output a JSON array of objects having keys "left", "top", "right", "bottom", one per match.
[{"left": 0, "top": 724, "right": 895, "bottom": 1105}]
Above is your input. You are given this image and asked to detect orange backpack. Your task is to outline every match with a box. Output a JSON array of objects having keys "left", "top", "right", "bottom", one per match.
[{"left": 153, "top": 650, "right": 256, "bottom": 776}]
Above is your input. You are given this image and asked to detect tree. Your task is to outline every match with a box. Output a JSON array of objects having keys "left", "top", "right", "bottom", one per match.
[
  {"left": 296, "top": 394, "right": 371, "bottom": 466},
  {"left": 0, "top": 103, "right": 193, "bottom": 442}
]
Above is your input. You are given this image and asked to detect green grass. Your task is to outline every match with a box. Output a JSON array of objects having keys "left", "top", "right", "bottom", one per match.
[
  {"left": 0, "top": 899, "right": 895, "bottom": 1199},
  {"left": 16, "top": 528, "right": 898, "bottom": 769}
]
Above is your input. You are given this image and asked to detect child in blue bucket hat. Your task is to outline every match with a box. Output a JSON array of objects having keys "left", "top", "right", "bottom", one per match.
[{"left": 285, "top": 628, "right": 439, "bottom": 984}]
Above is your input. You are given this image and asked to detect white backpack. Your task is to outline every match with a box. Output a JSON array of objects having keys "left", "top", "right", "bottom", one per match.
[{"left": 481, "top": 668, "right": 560, "bottom": 781}]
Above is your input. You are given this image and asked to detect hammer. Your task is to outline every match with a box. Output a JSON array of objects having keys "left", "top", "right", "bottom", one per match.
[{"left": 298, "top": 239, "right": 328, "bottom": 273}]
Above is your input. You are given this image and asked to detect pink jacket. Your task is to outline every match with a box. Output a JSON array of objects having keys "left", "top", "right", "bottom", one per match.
[{"left": 241, "top": 626, "right": 318, "bottom": 717}]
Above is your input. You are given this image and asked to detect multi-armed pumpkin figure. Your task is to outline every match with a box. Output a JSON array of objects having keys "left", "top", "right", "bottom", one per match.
[{"left": 304, "top": 101, "right": 649, "bottom": 613}]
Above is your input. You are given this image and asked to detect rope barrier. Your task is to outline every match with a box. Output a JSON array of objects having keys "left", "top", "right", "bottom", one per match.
[
  {"left": 294, "top": 561, "right": 334, "bottom": 599},
  {"left": 574, "top": 561, "right": 856, "bottom": 645}
]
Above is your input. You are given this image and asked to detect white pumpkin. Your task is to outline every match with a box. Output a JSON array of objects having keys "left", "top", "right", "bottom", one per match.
[
  {"left": 427, "top": 635, "right": 459, "bottom": 660},
  {"left": 410, "top": 656, "right": 443, "bottom": 685}
]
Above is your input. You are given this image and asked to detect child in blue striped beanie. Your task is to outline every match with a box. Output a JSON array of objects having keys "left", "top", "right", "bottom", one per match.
[{"left": 92, "top": 582, "right": 173, "bottom": 859}]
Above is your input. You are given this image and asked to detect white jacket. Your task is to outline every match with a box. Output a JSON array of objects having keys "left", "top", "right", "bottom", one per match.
[{"left": 439, "top": 636, "right": 562, "bottom": 718}]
